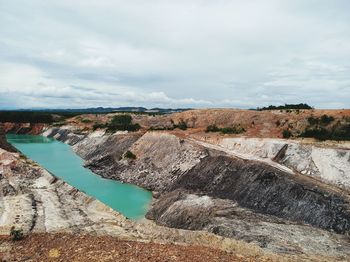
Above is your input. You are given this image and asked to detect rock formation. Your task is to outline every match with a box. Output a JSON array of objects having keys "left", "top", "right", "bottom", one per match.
[{"left": 40, "top": 126, "right": 350, "bottom": 259}]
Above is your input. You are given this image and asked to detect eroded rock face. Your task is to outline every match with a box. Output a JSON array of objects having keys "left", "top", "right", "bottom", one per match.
[
  {"left": 170, "top": 155, "right": 350, "bottom": 234},
  {"left": 216, "top": 137, "right": 350, "bottom": 190},
  {"left": 0, "top": 123, "right": 46, "bottom": 135},
  {"left": 2, "top": 146, "right": 290, "bottom": 260},
  {"left": 47, "top": 128, "right": 350, "bottom": 236},
  {"left": 0, "top": 148, "right": 129, "bottom": 235},
  {"left": 43, "top": 126, "right": 86, "bottom": 145},
  {"left": 0, "top": 128, "right": 17, "bottom": 152},
  {"left": 147, "top": 191, "right": 350, "bottom": 255},
  {"left": 81, "top": 132, "right": 207, "bottom": 192},
  {"left": 41, "top": 127, "right": 350, "bottom": 258}
]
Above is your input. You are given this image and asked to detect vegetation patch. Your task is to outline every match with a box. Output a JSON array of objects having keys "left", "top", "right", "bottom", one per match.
[
  {"left": 307, "top": 115, "right": 335, "bottom": 126},
  {"left": 92, "top": 123, "right": 106, "bottom": 131},
  {"left": 148, "top": 126, "right": 175, "bottom": 131},
  {"left": 106, "top": 115, "right": 141, "bottom": 132},
  {"left": 257, "top": 103, "right": 313, "bottom": 111},
  {"left": 123, "top": 150, "right": 136, "bottom": 159},
  {"left": 206, "top": 124, "right": 245, "bottom": 134},
  {"left": 149, "top": 119, "right": 188, "bottom": 131},
  {"left": 10, "top": 227, "right": 24, "bottom": 241},
  {"left": 282, "top": 129, "right": 292, "bottom": 138},
  {"left": 173, "top": 120, "right": 187, "bottom": 130},
  {"left": 81, "top": 118, "right": 92, "bottom": 123},
  {"left": 296, "top": 114, "right": 350, "bottom": 141},
  {"left": 299, "top": 122, "right": 350, "bottom": 141}
]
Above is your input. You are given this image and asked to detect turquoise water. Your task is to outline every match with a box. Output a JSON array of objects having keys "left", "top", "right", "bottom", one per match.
[{"left": 6, "top": 134, "right": 152, "bottom": 219}]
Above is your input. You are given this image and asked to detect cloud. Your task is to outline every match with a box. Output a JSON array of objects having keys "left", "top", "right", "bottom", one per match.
[
  {"left": 0, "top": 0, "right": 349, "bottom": 108},
  {"left": 0, "top": 62, "right": 210, "bottom": 108}
]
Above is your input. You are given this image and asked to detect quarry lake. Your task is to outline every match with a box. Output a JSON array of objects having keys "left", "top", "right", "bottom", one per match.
[{"left": 6, "top": 134, "right": 152, "bottom": 219}]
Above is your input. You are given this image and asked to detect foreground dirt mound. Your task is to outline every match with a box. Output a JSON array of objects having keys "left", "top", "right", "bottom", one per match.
[{"left": 0, "top": 233, "right": 248, "bottom": 262}]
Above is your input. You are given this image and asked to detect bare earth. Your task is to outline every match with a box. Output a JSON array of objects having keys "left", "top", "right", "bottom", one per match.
[{"left": 0, "top": 233, "right": 262, "bottom": 262}]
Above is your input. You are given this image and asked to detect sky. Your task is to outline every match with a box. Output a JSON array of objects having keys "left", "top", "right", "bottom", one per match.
[{"left": 1, "top": 0, "right": 350, "bottom": 109}]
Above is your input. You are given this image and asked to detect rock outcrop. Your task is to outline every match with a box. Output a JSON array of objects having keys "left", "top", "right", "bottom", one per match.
[
  {"left": 208, "top": 137, "right": 350, "bottom": 190},
  {"left": 0, "top": 123, "right": 46, "bottom": 135},
  {"left": 168, "top": 155, "right": 350, "bottom": 234},
  {"left": 41, "top": 126, "right": 350, "bottom": 259},
  {"left": 1, "top": 144, "right": 279, "bottom": 259},
  {"left": 0, "top": 128, "right": 17, "bottom": 153}
]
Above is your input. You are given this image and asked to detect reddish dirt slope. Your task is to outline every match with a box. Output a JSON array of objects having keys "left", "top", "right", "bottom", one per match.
[
  {"left": 0, "top": 233, "right": 264, "bottom": 262},
  {"left": 170, "top": 109, "right": 350, "bottom": 138}
]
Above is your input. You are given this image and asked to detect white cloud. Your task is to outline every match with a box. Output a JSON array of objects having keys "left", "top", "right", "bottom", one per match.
[{"left": 0, "top": 62, "right": 210, "bottom": 108}]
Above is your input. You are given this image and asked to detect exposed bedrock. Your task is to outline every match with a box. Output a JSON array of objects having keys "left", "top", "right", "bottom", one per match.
[
  {"left": 0, "top": 123, "right": 46, "bottom": 135},
  {"left": 216, "top": 137, "right": 350, "bottom": 190},
  {"left": 166, "top": 155, "right": 350, "bottom": 234},
  {"left": 41, "top": 127, "right": 350, "bottom": 257},
  {"left": 3, "top": 147, "right": 306, "bottom": 261},
  {"left": 146, "top": 190, "right": 350, "bottom": 255},
  {"left": 43, "top": 126, "right": 86, "bottom": 145},
  {"left": 45, "top": 127, "right": 350, "bottom": 235},
  {"left": 77, "top": 131, "right": 207, "bottom": 192},
  {"left": 0, "top": 128, "right": 17, "bottom": 152}
]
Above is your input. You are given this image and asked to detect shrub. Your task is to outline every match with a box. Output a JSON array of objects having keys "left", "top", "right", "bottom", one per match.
[
  {"left": 220, "top": 127, "right": 236, "bottom": 134},
  {"left": 300, "top": 127, "right": 330, "bottom": 141},
  {"left": 81, "top": 118, "right": 92, "bottom": 123},
  {"left": 331, "top": 124, "right": 350, "bottom": 141},
  {"left": 175, "top": 120, "right": 187, "bottom": 130},
  {"left": 92, "top": 123, "right": 106, "bottom": 130},
  {"left": 123, "top": 150, "right": 136, "bottom": 159},
  {"left": 282, "top": 129, "right": 292, "bottom": 138},
  {"left": 206, "top": 124, "right": 220, "bottom": 132},
  {"left": 308, "top": 115, "right": 334, "bottom": 126},
  {"left": 206, "top": 124, "right": 245, "bottom": 134},
  {"left": 275, "top": 120, "right": 281, "bottom": 127},
  {"left": 307, "top": 116, "right": 319, "bottom": 125},
  {"left": 221, "top": 127, "right": 245, "bottom": 134},
  {"left": 320, "top": 114, "right": 334, "bottom": 125},
  {"left": 10, "top": 227, "right": 24, "bottom": 241},
  {"left": 106, "top": 115, "right": 141, "bottom": 132}
]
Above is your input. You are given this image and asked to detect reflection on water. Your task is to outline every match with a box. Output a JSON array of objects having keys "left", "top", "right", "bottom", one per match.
[{"left": 6, "top": 134, "right": 53, "bottom": 143}]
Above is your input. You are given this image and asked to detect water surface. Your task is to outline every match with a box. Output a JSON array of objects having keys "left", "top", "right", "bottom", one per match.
[{"left": 6, "top": 134, "right": 152, "bottom": 219}]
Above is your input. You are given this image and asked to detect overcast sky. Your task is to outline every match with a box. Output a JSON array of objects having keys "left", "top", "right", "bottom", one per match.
[{"left": 1, "top": 0, "right": 350, "bottom": 109}]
